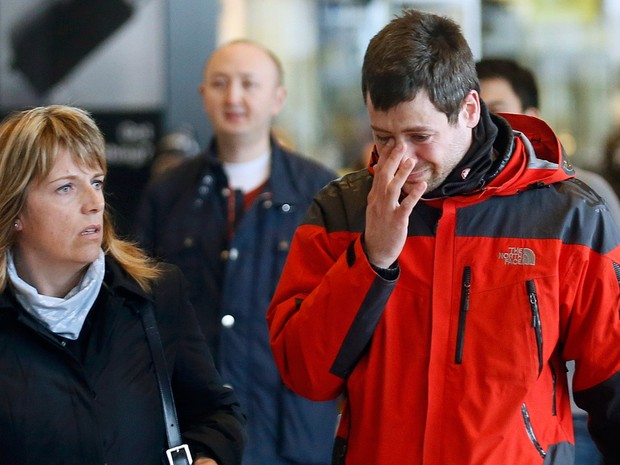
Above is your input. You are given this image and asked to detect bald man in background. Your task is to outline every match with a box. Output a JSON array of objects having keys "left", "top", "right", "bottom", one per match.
[{"left": 135, "top": 40, "right": 338, "bottom": 465}]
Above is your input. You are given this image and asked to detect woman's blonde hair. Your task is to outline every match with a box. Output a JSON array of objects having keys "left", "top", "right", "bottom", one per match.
[{"left": 0, "top": 105, "right": 161, "bottom": 292}]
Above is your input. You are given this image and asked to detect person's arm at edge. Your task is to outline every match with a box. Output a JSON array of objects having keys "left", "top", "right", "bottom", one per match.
[{"left": 565, "top": 248, "right": 620, "bottom": 462}]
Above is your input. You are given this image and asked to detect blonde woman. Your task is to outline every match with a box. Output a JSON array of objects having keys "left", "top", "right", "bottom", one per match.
[{"left": 0, "top": 105, "right": 245, "bottom": 465}]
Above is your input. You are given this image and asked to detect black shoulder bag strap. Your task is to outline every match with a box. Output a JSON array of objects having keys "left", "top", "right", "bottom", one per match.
[{"left": 139, "top": 302, "right": 193, "bottom": 465}]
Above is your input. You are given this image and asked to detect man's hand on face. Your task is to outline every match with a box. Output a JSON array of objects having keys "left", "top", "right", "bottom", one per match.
[{"left": 364, "top": 140, "right": 427, "bottom": 269}]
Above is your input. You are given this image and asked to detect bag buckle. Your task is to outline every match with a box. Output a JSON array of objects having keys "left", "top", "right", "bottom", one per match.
[{"left": 165, "top": 444, "right": 193, "bottom": 465}]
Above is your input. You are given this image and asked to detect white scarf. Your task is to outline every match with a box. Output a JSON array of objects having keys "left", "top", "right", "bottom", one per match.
[{"left": 7, "top": 249, "right": 105, "bottom": 340}]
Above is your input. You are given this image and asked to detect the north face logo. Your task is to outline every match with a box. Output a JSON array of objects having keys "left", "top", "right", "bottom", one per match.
[{"left": 498, "top": 247, "right": 536, "bottom": 265}]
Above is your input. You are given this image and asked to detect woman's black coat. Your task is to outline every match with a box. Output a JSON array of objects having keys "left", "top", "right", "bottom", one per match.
[{"left": 0, "top": 257, "right": 245, "bottom": 465}]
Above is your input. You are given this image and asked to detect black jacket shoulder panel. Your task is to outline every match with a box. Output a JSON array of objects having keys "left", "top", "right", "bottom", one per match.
[{"left": 456, "top": 178, "right": 620, "bottom": 254}]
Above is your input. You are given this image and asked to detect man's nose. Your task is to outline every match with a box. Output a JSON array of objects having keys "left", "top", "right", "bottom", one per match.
[
  {"left": 224, "top": 81, "right": 243, "bottom": 103},
  {"left": 397, "top": 141, "right": 418, "bottom": 163}
]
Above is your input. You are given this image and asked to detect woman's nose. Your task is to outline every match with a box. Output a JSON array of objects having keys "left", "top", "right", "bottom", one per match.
[{"left": 83, "top": 188, "right": 104, "bottom": 213}]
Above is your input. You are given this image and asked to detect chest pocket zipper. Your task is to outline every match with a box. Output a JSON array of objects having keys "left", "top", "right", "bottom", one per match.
[
  {"left": 455, "top": 266, "right": 471, "bottom": 364},
  {"left": 526, "top": 280, "right": 543, "bottom": 376}
]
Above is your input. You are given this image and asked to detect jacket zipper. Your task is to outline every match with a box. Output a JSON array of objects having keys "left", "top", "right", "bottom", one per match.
[
  {"left": 551, "top": 366, "right": 557, "bottom": 416},
  {"left": 521, "top": 403, "right": 546, "bottom": 458},
  {"left": 455, "top": 266, "right": 471, "bottom": 364},
  {"left": 526, "top": 280, "right": 543, "bottom": 375},
  {"left": 612, "top": 262, "right": 620, "bottom": 287}
]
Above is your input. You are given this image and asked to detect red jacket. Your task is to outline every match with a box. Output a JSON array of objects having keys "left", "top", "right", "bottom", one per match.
[{"left": 267, "top": 114, "right": 620, "bottom": 464}]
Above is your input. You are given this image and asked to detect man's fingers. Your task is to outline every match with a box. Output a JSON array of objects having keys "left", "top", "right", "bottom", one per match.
[
  {"left": 394, "top": 157, "right": 415, "bottom": 184},
  {"left": 374, "top": 141, "right": 405, "bottom": 179},
  {"left": 400, "top": 181, "right": 427, "bottom": 212}
]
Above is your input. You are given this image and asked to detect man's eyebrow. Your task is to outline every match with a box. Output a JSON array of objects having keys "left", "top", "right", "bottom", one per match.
[{"left": 370, "top": 124, "right": 432, "bottom": 132}]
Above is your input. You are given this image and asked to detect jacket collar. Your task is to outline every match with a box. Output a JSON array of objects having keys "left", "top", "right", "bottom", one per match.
[
  {"left": 101, "top": 257, "right": 151, "bottom": 303},
  {"left": 484, "top": 112, "right": 575, "bottom": 197}
]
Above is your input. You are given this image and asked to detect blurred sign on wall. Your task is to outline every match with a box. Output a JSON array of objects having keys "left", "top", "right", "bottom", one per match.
[{"left": 0, "top": 0, "right": 166, "bottom": 237}]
